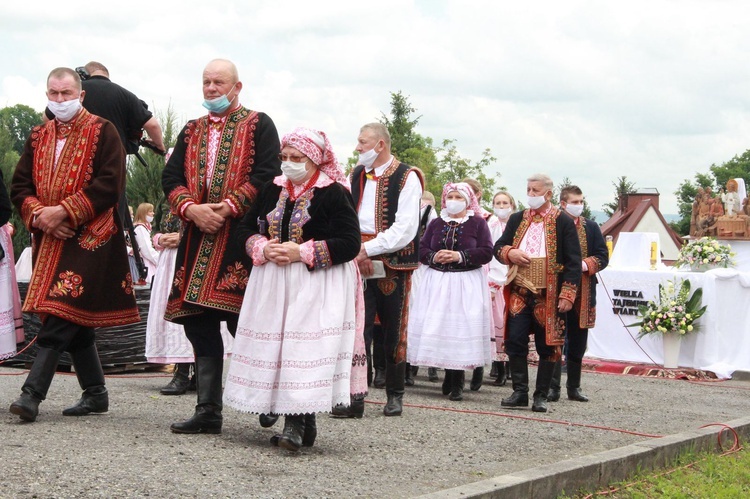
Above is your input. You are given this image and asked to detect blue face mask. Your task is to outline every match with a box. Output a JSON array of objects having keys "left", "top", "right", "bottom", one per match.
[{"left": 202, "top": 83, "right": 236, "bottom": 114}]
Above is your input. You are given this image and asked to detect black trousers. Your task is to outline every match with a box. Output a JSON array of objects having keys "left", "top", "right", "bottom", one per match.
[
  {"left": 183, "top": 309, "right": 238, "bottom": 357},
  {"left": 504, "top": 290, "right": 558, "bottom": 360},
  {"left": 564, "top": 310, "right": 589, "bottom": 363},
  {"left": 363, "top": 270, "right": 411, "bottom": 364},
  {"left": 37, "top": 315, "right": 96, "bottom": 354}
]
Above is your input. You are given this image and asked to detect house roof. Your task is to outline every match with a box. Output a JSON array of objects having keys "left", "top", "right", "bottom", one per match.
[{"left": 600, "top": 198, "right": 683, "bottom": 251}]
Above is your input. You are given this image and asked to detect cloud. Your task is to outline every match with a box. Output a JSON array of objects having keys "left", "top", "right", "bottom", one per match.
[{"left": 2, "top": 0, "right": 750, "bottom": 214}]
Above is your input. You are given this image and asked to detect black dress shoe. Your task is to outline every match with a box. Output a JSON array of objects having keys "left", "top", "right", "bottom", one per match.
[{"left": 427, "top": 367, "right": 439, "bottom": 382}]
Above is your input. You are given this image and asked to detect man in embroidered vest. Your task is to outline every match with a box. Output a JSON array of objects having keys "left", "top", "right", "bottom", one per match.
[
  {"left": 548, "top": 185, "right": 608, "bottom": 403},
  {"left": 9, "top": 67, "right": 140, "bottom": 423},
  {"left": 493, "top": 173, "right": 581, "bottom": 413},
  {"left": 162, "top": 59, "right": 281, "bottom": 434},
  {"left": 346, "top": 123, "right": 423, "bottom": 417}
]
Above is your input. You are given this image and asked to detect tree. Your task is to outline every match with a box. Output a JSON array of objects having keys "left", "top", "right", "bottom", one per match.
[
  {"left": 671, "top": 173, "right": 714, "bottom": 236},
  {"left": 0, "top": 118, "right": 29, "bottom": 258},
  {"left": 378, "top": 91, "right": 440, "bottom": 198},
  {"left": 125, "top": 104, "right": 179, "bottom": 230},
  {"left": 0, "top": 104, "right": 43, "bottom": 155},
  {"left": 709, "top": 149, "right": 750, "bottom": 190},
  {"left": 602, "top": 176, "right": 637, "bottom": 217},
  {"left": 434, "top": 139, "right": 501, "bottom": 206}
]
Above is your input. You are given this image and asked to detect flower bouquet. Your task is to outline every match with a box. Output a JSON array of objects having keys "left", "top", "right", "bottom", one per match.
[
  {"left": 675, "top": 237, "right": 735, "bottom": 271},
  {"left": 628, "top": 278, "right": 707, "bottom": 339}
]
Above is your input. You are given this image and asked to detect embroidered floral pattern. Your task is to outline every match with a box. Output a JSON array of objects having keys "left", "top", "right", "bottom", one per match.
[
  {"left": 49, "top": 271, "right": 84, "bottom": 298},
  {"left": 78, "top": 208, "right": 117, "bottom": 251},
  {"left": 216, "top": 262, "right": 249, "bottom": 291},
  {"left": 121, "top": 272, "right": 133, "bottom": 295}
]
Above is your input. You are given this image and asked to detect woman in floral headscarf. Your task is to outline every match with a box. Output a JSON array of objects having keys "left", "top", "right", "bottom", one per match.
[
  {"left": 224, "top": 127, "right": 365, "bottom": 452},
  {"left": 407, "top": 182, "right": 494, "bottom": 401}
]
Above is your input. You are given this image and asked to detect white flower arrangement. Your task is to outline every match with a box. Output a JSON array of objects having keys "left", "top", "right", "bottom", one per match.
[{"left": 675, "top": 237, "right": 735, "bottom": 269}]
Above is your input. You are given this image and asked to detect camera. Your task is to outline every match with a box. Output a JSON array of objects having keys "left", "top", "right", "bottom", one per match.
[{"left": 75, "top": 66, "right": 90, "bottom": 81}]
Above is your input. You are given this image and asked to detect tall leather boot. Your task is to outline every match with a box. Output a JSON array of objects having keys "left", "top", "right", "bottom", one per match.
[
  {"left": 532, "top": 359, "right": 557, "bottom": 413},
  {"left": 566, "top": 360, "right": 589, "bottom": 402},
  {"left": 449, "top": 370, "right": 465, "bottom": 401},
  {"left": 501, "top": 356, "right": 529, "bottom": 407},
  {"left": 170, "top": 357, "right": 223, "bottom": 434},
  {"left": 63, "top": 344, "right": 109, "bottom": 416},
  {"left": 302, "top": 413, "right": 317, "bottom": 447},
  {"left": 470, "top": 366, "right": 484, "bottom": 391},
  {"left": 161, "top": 363, "right": 191, "bottom": 395},
  {"left": 383, "top": 361, "right": 405, "bottom": 416},
  {"left": 331, "top": 395, "right": 365, "bottom": 418},
  {"left": 493, "top": 361, "right": 508, "bottom": 386},
  {"left": 9, "top": 348, "right": 61, "bottom": 422},
  {"left": 405, "top": 363, "right": 415, "bottom": 386},
  {"left": 490, "top": 361, "right": 500, "bottom": 378},
  {"left": 278, "top": 414, "right": 306, "bottom": 451},
  {"left": 441, "top": 368, "right": 453, "bottom": 395},
  {"left": 547, "top": 360, "right": 562, "bottom": 402}
]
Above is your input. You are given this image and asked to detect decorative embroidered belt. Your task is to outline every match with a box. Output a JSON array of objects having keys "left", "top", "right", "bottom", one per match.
[
  {"left": 361, "top": 233, "right": 377, "bottom": 243},
  {"left": 516, "top": 257, "right": 547, "bottom": 289}
]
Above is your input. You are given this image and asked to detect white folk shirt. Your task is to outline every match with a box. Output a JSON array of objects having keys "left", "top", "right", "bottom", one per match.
[{"left": 359, "top": 156, "right": 423, "bottom": 257}]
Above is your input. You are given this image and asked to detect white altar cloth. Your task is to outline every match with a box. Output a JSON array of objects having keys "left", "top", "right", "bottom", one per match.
[{"left": 587, "top": 267, "right": 750, "bottom": 378}]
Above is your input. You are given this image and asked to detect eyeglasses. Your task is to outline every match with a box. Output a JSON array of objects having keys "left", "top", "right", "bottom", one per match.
[{"left": 278, "top": 153, "right": 307, "bottom": 162}]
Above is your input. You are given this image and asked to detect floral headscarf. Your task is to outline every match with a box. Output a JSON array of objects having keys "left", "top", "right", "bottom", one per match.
[
  {"left": 440, "top": 182, "right": 482, "bottom": 216},
  {"left": 281, "top": 127, "right": 347, "bottom": 187}
]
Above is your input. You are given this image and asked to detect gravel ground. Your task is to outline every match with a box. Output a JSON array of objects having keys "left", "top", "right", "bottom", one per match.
[{"left": 2, "top": 364, "right": 749, "bottom": 498}]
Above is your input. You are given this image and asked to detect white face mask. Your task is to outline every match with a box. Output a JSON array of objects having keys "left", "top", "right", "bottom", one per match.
[
  {"left": 358, "top": 148, "right": 378, "bottom": 169},
  {"left": 445, "top": 199, "right": 467, "bottom": 215},
  {"left": 494, "top": 207, "right": 512, "bottom": 220},
  {"left": 565, "top": 204, "right": 584, "bottom": 218},
  {"left": 48, "top": 98, "right": 82, "bottom": 122},
  {"left": 146, "top": 215, "right": 154, "bottom": 223},
  {"left": 281, "top": 160, "right": 309, "bottom": 183},
  {"left": 527, "top": 195, "right": 546, "bottom": 210}
]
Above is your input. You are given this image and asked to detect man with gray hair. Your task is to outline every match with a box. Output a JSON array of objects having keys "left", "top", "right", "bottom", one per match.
[
  {"left": 493, "top": 173, "right": 581, "bottom": 413},
  {"left": 343, "top": 123, "right": 423, "bottom": 417}
]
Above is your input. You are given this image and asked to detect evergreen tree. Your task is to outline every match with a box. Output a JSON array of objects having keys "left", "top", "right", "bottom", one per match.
[{"left": 602, "top": 176, "right": 636, "bottom": 217}]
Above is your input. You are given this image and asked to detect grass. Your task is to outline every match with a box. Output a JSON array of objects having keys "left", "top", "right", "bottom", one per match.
[{"left": 559, "top": 445, "right": 750, "bottom": 498}]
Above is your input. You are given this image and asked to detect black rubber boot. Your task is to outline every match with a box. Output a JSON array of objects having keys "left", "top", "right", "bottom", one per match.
[
  {"left": 259, "top": 413, "right": 279, "bottom": 427},
  {"left": 547, "top": 359, "right": 562, "bottom": 402},
  {"left": 441, "top": 369, "right": 453, "bottom": 395},
  {"left": 449, "top": 370, "right": 465, "bottom": 401},
  {"left": 490, "top": 361, "right": 499, "bottom": 378},
  {"left": 331, "top": 395, "right": 365, "bottom": 418},
  {"left": 405, "top": 363, "right": 415, "bottom": 386},
  {"left": 160, "top": 363, "right": 191, "bottom": 395},
  {"left": 532, "top": 360, "right": 557, "bottom": 413},
  {"left": 566, "top": 360, "right": 589, "bottom": 402},
  {"left": 470, "top": 366, "right": 484, "bottom": 391},
  {"left": 302, "top": 413, "right": 317, "bottom": 447},
  {"left": 428, "top": 367, "right": 439, "bottom": 382},
  {"left": 9, "top": 348, "right": 61, "bottom": 422},
  {"left": 278, "top": 415, "right": 305, "bottom": 451},
  {"left": 501, "top": 356, "right": 529, "bottom": 407},
  {"left": 493, "top": 361, "right": 508, "bottom": 386},
  {"left": 383, "top": 361, "right": 405, "bottom": 416},
  {"left": 170, "top": 357, "right": 223, "bottom": 434}
]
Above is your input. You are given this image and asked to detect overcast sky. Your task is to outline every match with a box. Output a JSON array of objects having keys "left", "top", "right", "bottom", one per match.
[{"left": 2, "top": 0, "right": 750, "bottom": 214}]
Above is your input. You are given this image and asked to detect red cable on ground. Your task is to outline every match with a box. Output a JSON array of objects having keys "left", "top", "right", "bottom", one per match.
[
  {"left": 365, "top": 399, "right": 664, "bottom": 438},
  {"left": 583, "top": 424, "right": 743, "bottom": 498}
]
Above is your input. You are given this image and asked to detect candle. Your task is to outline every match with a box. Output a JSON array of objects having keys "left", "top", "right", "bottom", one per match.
[{"left": 650, "top": 241, "right": 657, "bottom": 270}]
